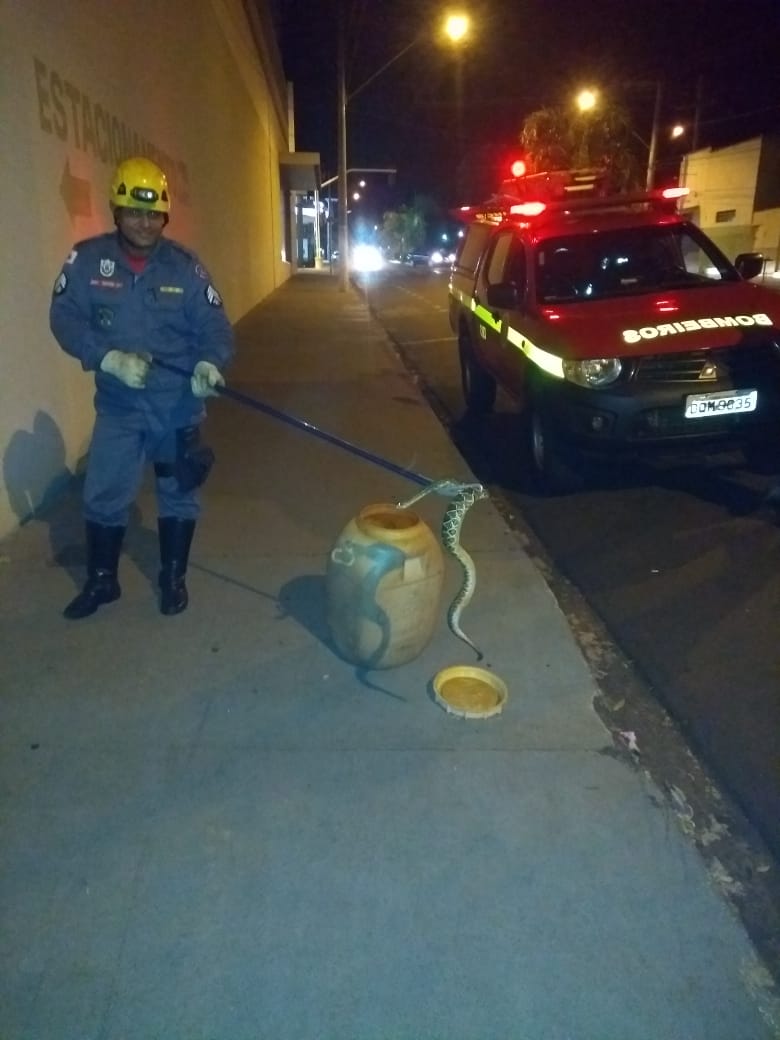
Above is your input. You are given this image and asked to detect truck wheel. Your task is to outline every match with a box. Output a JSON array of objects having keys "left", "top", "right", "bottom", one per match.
[
  {"left": 459, "top": 329, "right": 496, "bottom": 415},
  {"left": 527, "top": 404, "right": 584, "bottom": 494}
]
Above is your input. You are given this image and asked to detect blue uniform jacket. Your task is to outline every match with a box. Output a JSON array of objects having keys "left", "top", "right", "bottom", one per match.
[{"left": 50, "top": 232, "right": 235, "bottom": 426}]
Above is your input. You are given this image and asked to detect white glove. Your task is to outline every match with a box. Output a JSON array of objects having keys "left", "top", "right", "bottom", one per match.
[
  {"left": 100, "top": 350, "right": 150, "bottom": 389},
  {"left": 191, "top": 360, "right": 225, "bottom": 398}
]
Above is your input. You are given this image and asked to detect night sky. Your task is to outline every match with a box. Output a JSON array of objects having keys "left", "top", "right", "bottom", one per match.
[{"left": 276, "top": 0, "right": 780, "bottom": 221}]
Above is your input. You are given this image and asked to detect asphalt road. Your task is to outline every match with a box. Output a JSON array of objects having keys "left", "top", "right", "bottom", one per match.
[{"left": 357, "top": 262, "right": 780, "bottom": 865}]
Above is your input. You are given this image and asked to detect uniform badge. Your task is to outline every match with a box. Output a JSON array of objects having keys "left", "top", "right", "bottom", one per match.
[
  {"left": 66, "top": 249, "right": 78, "bottom": 265},
  {"left": 100, "top": 259, "right": 115, "bottom": 277},
  {"left": 205, "top": 284, "right": 223, "bottom": 307},
  {"left": 53, "top": 272, "right": 67, "bottom": 295},
  {"left": 95, "top": 305, "right": 115, "bottom": 329}
]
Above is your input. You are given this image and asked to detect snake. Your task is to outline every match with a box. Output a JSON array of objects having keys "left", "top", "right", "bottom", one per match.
[{"left": 397, "top": 478, "right": 488, "bottom": 659}]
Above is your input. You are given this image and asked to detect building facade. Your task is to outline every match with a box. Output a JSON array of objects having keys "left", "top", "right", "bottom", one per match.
[
  {"left": 0, "top": 0, "right": 318, "bottom": 538},
  {"left": 679, "top": 134, "right": 780, "bottom": 276}
]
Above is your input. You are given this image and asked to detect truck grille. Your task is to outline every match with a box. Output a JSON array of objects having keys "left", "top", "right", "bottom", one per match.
[{"left": 633, "top": 342, "right": 780, "bottom": 384}]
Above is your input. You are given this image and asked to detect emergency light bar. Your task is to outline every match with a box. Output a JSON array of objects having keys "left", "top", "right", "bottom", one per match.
[
  {"left": 509, "top": 201, "right": 546, "bottom": 217},
  {"left": 454, "top": 172, "right": 690, "bottom": 227},
  {"left": 500, "top": 167, "right": 611, "bottom": 202}
]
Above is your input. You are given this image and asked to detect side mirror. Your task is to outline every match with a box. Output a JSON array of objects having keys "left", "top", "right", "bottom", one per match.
[
  {"left": 486, "top": 282, "right": 520, "bottom": 310},
  {"left": 734, "top": 252, "right": 764, "bottom": 280}
]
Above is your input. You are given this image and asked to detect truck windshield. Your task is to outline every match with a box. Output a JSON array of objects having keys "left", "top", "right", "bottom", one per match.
[{"left": 535, "top": 224, "right": 739, "bottom": 303}]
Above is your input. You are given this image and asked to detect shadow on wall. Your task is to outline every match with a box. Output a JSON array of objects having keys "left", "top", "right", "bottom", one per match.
[
  {"left": 2, "top": 412, "right": 159, "bottom": 595},
  {"left": 4, "top": 411, "right": 73, "bottom": 528},
  {"left": 3, "top": 410, "right": 82, "bottom": 571}
]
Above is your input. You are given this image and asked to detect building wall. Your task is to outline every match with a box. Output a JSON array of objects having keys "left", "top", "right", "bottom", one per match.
[
  {"left": 753, "top": 207, "right": 780, "bottom": 276},
  {"left": 0, "top": 0, "right": 292, "bottom": 538},
  {"left": 754, "top": 134, "right": 780, "bottom": 211},
  {"left": 679, "top": 138, "right": 761, "bottom": 260}
]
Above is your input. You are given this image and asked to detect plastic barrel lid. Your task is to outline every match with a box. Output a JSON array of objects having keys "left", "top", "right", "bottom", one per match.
[{"left": 432, "top": 665, "right": 508, "bottom": 719}]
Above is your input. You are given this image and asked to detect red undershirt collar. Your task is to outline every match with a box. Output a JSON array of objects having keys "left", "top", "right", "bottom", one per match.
[{"left": 124, "top": 254, "right": 147, "bottom": 274}]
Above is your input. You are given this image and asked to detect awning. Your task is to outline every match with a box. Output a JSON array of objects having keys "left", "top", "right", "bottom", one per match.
[{"left": 280, "top": 151, "right": 321, "bottom": 193}]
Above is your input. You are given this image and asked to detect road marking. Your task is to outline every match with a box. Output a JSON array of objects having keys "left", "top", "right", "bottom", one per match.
[{"left": 402, "top": 336, "right": 456, "bottom": 345}]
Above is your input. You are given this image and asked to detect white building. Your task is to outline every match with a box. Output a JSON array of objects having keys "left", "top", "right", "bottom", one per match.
[{"left": 678, "top": 134, "right": 780, "bottom": 276}]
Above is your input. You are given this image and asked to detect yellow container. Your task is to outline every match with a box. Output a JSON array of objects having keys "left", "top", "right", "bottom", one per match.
[
  {"left": 326, "top": 502, "right": 444, "bottom": 669},
  {"left": 432, "top": 666, "right": 508, "bottom": 719}
]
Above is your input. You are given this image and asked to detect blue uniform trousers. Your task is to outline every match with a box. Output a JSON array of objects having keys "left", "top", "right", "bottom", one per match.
[{"left": 83, "top": 412, "right": 200, "bottom": 526}]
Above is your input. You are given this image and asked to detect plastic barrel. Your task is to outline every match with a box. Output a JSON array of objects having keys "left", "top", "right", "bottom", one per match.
[{"left": 326, "top": 502, "right": 444, "bottom": 669}]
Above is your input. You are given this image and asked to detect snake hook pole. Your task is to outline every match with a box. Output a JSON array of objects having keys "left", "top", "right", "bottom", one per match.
[
  {"left": 154, "top": 359, "right": 489, "bottom": 659},
  {"left": 152, "top": 357, "right": 432, "bottom": 489}
]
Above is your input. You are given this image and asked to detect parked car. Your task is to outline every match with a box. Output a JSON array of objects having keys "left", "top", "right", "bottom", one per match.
[{"left": 404, "top": 250, "right": 431, "bottom": 266}]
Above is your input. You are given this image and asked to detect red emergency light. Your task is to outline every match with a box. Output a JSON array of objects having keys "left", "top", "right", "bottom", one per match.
[
  {"left": 509, "top": 159, "right": 527, "bottom": 179},
  {"left": 509, "top": 201, "right": 546, "bottom": 217}
]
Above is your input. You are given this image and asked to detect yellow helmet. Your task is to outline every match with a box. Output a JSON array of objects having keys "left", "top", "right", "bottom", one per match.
[{"left": 110, "top": 157, "right": 170, "bottom": 213}]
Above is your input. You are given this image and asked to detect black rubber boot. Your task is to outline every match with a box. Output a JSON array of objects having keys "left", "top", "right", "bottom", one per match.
[
  {"left": 63, "top": 522, "right": 125, "bottom": 619},
  {"left": 158, "top": 517, "right": 196, "bottom": 615}
]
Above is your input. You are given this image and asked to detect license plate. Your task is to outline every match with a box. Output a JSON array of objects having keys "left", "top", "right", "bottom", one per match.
[{"left": 684, "top": 389, "right": 757, "bottom": 419}]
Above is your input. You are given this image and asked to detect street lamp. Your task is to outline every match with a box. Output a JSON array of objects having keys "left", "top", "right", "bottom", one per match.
[
  {"left": 444, "top": 13, "right": 469, "bottom": 42},
  {"left": 336, "top": 3, "right": 471, "bottom": 290},
  {"left": 576, "top": 88, "right": 598, "bottom": 113}
]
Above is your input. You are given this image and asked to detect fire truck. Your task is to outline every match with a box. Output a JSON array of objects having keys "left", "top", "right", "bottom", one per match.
[{"left": 449, "top": 166, "right": 780, "bottom": 492}]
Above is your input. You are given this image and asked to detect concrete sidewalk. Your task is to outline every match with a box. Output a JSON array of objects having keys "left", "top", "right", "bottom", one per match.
[{"left": 1, "top": 271, "right": 778, "bottom": 1039}]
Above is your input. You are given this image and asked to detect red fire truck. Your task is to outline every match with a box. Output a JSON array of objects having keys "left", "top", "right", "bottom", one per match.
[{"left": 449, "top": 167, "right": 780, "bottom": 492}]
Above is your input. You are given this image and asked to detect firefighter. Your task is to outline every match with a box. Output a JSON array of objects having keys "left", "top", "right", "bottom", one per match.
[{"left": 50, "top": 156, "right": 234, "bottom": 619}]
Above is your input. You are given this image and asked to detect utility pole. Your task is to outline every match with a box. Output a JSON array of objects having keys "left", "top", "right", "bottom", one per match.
[
  {"left": 646, "top": 79, "right": 663, "bottom": 191},
  {"left": 337, "top": 0, "right": 349, "bottom": 292},
  {"left": 692, "top": 74, "right": 704, "bottom": 151}
]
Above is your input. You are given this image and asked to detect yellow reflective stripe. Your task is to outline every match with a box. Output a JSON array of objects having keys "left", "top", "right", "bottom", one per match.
[
  {"left": 473, "top": 302, "right": 502, "bottom": 332},
  {"left": 506, "top": 326, "right": 564, "bottom": 379}
]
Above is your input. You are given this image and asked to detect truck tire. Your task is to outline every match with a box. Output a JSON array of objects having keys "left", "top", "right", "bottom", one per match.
[
  {"left": 458, "top": 328, "right": 496, "bottom": 415},
  {"left": 527, "top": 402, "right": 584, "bottom": 495}
]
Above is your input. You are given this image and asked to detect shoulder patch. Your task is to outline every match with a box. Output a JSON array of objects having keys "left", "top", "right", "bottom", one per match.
[
  {"left": 53, "top": 272, "right": 67, "bottom": 296},
  {"left": 205, "top": 284, "right": 223, "bottom": 307}
]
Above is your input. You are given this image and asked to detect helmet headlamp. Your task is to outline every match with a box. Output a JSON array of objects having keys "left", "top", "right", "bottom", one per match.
[{"left": 131, "top": 186, "right": 159, "bottom": 204}]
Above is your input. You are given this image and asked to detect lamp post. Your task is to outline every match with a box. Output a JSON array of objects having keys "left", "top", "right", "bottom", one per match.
[
  {"left": 337, "top": 0, "right": 349, "bottom": 291},
  {"left": 574, "top": 81, "right": 666, "bottom": 189},
  {"left": 645, "top": 79, "right": 662, "bottom": 190},
  {"left": 444, "top": 13, "right": 470, "bottom": 184},
  {"left": 336, "top": 2, "right": 471, "bottom": 291},
  {"left": 574, "top": 87, "right": 598, "bottom": 168}
]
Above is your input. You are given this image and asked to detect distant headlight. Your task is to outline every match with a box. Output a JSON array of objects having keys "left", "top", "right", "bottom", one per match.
[
  {"left": 351, "top": 244, "right": 385, "bottom": 273},
  {"left": 430, "top": 250, "right": 445, "bottom": 265},
  {"left": 562, "top": 358, "right": 622, "bottom": 387}
]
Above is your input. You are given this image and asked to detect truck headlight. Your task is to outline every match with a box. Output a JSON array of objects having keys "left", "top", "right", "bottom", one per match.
[{"left": 562, "top": 358, "right": 622, "bottom": 387}]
